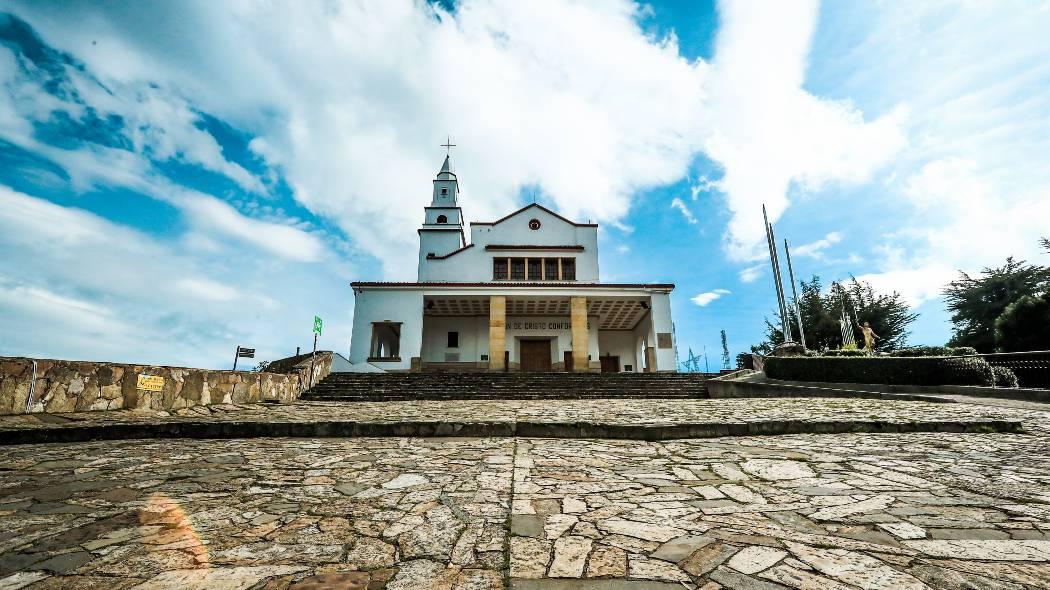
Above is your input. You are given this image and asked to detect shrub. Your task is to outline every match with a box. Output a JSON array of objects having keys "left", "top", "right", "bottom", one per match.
[
  {"left": 991, "top": 365, "right": 1020, "bottom": 388},
  {"left": 765, "top": 356, "right": 995, "bottom": 386},
  {"left": 735, "top": 353, "right": 754, "bottom": 369},
  {"left": 823, "top": 349, "right": 867, "bottom": 357},
  {"left": 890, "top": 346, "right": 979, "bottom": 357}
]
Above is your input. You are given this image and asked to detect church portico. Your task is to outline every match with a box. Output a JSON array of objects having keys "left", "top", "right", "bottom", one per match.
[
  {"left": 348, "top": 147, "right": 679, "bottom": 374},
  {"left": 351, "top": 285, "right": 675, "bottom": 373}
]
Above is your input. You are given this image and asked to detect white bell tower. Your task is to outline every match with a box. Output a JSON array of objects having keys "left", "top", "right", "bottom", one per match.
[{"left": 417, "top": 138, "right": 466, "bottom": 278}]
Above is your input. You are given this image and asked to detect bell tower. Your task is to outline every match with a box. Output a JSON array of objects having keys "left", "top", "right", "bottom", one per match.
[{"left": 418, "top": 139, "right": 466, "bottom": 278}]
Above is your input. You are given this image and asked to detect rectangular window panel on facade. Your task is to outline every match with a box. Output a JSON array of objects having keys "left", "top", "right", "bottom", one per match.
[
  {"left": 544, "top": 258, "right": 559, "bottom": 280},
  {"left": 511, "top": 258, "right": 526, "bottom": 280},
  {"left": 561, "top": 258, "right": 576, "bottom": 280},
  {"left": 527, "top": 258, "right": 541, "bottom": 280},
  {"left": 493, "top": 259, "right": 508, "bottom": 280},
  {"left": 447, "top": 331, "right": 459, "bottom": 348}
]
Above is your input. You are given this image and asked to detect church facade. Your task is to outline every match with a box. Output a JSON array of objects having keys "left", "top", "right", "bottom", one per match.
[{"left": 348, "top": 153, "right": 677, "bottom": 372}]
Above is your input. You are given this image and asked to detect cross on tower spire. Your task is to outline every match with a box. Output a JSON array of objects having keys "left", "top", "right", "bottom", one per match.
[{"left": 441, "top": 135, "right": 456, "bottom": 156}]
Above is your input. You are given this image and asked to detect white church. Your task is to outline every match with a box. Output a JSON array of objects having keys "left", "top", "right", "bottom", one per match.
[{"left": 348, "top": 150, "right": 678, "bottom": 373}]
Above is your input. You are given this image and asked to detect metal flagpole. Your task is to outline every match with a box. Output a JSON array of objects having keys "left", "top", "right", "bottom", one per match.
[
  {"left": 762, "top": 205, "right": 792, "bottom": 343},
  {"left": 768, "top": 223, "right": 792, "bottom": 343},
  {"left": 783, "top": 239, "right": 807, "bottom": 349}
]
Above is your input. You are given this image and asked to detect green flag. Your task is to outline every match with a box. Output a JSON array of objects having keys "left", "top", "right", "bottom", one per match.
[{"left": 313, "top": 316, "right": 323, "bottom": 335}]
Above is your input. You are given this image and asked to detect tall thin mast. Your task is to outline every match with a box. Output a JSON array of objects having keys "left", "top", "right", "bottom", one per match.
[
  {"left": 762, "top": 205, "right": 792, "bottom": 343},
  {"left": 783, "top": 239, "right": 807, "bottom": 349}
]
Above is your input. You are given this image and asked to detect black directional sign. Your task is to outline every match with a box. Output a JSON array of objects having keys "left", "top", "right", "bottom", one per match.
[{"left": 237, "top": 347, "right": 255, "bottom": 358}]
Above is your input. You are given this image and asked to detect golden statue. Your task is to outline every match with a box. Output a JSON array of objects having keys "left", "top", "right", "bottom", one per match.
[{"left": 856, "top": 321, "right": 879, "bottom": 352}]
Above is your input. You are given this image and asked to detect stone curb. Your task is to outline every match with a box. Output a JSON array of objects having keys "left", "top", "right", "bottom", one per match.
[
  {"left": 0, "top": 419, "right": 1023, "bottom": 445},
  {"left": 707, "top": 377, "right": 961, "bottom": 403}
]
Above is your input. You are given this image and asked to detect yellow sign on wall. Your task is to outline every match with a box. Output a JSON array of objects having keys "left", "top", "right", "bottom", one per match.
[{"left": 137, "top": 375, "right": 165, "bottom": 391}]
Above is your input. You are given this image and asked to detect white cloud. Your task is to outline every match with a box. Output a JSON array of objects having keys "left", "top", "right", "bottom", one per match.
[
  {"left": 691, "top": 288, "right": 731, "bottom": 306},
  {"left": 811, "top": 2, "right": 1050, "bottom": 307},
  {"left": 705, "top": 0, "right": 907, "bottom": 262},
  {"left": 179, "top": 195, "right": 324, "bottom": 262},
  {"left": 859, "top": 157, "right": 1050, "bottom": 306},
  {"left": 690, "top": 176, "right": 720, "bottom": 200},
  {"left": 9, "top": 0, "right": 709, "bottom": 278},
  {"left": 670, "top": 197, "right": 698, "bottom": 225},
  {"left": 4, "top": 0, "right": 913, "bottom": 276},
  {"left": 791, "top": 231, "right": 843, "bottom": 259},
  {"left": 0, "top": 186, "right": 353, "bottom": 367},
  {"left": 176, "top": 278, "right": 240, "bottom": 303},
  {"left": 739, "top": 265, "right": 763, "bottom": 283}
]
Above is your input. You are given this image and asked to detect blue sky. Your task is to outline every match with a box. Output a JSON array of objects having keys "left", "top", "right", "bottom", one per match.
[{"left": 0, "top": 1, "right": 1047, "bottom": 369}]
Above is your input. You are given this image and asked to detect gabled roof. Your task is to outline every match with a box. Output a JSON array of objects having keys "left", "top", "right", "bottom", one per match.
[{"left": 471, "top": 203, "right": 597, "bottom": 228}]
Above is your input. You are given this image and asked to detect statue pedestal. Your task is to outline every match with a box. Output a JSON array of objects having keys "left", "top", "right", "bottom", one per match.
[{"left": 773, "top": 342, "right": 806, "bottom": 357}]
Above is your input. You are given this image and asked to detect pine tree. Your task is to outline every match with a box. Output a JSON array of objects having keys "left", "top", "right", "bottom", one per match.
[{"left": 944, "top": 257, "right": 1050, "bottom": 352}]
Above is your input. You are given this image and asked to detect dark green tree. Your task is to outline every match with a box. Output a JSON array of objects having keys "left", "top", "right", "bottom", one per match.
[
  {"left": 995, "top": 294, "right": 1050, "bottom": 352},
  {"left": 752, "top": 275, "right": 917, "bottom": 353},
  {"left": 944, "top": 257, "right": 1050, "bottom": 352}
]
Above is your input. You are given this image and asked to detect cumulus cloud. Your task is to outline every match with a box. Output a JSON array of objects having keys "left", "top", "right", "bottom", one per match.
[
  {"left": 812, "top": 2, "right": 1050, "bottom": 309},
  {"left": 691, "top": 288, "right": 731, "bottom": 306},
  {"left": 6, "top": 0, "right": 905, "bottom": 276},
  {"left": 860, "top": 157, "right": 1050, "bottom": 306},
  {"left": 704, "top": 0, "right": 907, "bottom": 262},
  {"left": 0, "top": 185, "right": 352, "bottom": 366}
]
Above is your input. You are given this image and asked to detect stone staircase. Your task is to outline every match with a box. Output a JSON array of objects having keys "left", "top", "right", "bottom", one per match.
[{"left": 301, "top": 372, "right": 709, "bottom": 401}]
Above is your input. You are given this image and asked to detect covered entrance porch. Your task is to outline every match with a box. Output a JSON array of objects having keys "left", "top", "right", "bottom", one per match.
[{"left": 419, "top": 291, "right": 670, "bottom": 373}]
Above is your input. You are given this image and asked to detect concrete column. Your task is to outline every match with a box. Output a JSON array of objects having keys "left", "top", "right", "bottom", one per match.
[
  {"left": 570, "top": 296, "right": 590, "bottom": 372},
  {"left": 649, "top": 292, "right": 677, "bottom": 372},
  {"left": 645, "top": 346, "right": 657, "bottom": 373},
  {"left": 488, "top": 295, "right": 506, "bottom": 371}
]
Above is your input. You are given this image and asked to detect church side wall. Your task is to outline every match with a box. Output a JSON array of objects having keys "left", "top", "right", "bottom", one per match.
[
  {"left": 421, "top": 316, "right": 487, "bottom": 365},
  {"left": 349, "top": 289, "right": 424, "bottom": 371},
  {"left": 598, "top": 331, "right": 641, "bottom": 372}
]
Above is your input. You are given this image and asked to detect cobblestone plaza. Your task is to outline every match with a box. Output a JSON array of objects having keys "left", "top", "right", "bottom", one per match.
[{"left": 3, "top": 396, "right": 1050, "bottom": 589}]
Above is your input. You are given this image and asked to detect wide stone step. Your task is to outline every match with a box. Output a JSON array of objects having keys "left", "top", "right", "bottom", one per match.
[{"left": 302, "top": 372, "right": 710, "bottom": 401}]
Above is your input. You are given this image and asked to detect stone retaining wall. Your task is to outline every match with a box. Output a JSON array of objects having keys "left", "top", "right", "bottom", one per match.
[{"left": 0, "top": 353, "right": 334, "bottom": 415}]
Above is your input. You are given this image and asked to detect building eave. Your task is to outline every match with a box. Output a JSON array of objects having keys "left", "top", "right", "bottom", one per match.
[
  {"left": 485, "top": 245, "right": 585, "bottom": 252},
  {"left": 351, "top": 281, "right": 674, "bottom": 291}
]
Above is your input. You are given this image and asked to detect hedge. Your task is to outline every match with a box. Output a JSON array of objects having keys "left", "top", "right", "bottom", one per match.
[
  {"left": 765, "top": 355, "right": 995, "bottom": 386},
  {"left": 889, "top": 346, "right": 979, "bottom": 357}
]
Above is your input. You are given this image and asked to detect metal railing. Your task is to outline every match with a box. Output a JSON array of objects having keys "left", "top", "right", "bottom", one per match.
[{"left": 976, "top": 350, "right": 1050, "bottom": 389}]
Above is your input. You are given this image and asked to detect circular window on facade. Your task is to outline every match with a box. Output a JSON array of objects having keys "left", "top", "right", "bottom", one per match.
[{"left": 528, "top": 218, "right": 541, "bottom": 230}]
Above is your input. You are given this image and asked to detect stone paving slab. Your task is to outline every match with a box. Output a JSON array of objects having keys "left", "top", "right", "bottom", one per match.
[
  {"left": 0, "top": 437, "right": 513, "bottom": 590},
  {"left": 4, "top": 429, "right": 1050, "bottom": 588},
  {"left": 0, "top": 399, "right": 1031, "bottom": 444}
]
